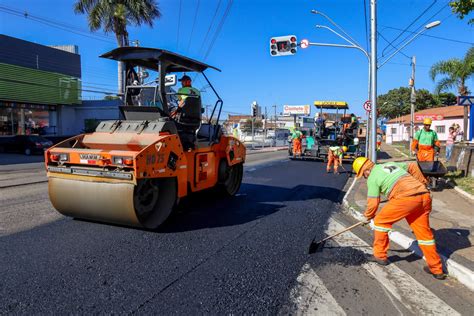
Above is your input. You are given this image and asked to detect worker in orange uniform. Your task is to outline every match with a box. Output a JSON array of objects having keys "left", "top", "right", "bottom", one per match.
[
  {"left": 412, "top": 118, "right": 441, "bottom": 161},
  {"left": 327, "top": 146, "right": 347, "bottom": 174},
  {"left": 352, "top": 157, "right": 446, "bottom": 280},
  {"left": 291, "top": 128, "right": 303, "bottom": 158}
]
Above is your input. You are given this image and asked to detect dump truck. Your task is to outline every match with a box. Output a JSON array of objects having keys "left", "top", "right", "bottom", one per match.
[{"left": 45, "top": 47, "right": 246, "bottom": 229}]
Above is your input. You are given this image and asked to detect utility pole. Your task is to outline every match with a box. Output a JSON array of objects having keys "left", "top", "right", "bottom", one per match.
[
  {"left": 273, "top": 104, "right": 277, "bottom": 146},
  {"left": 409, "top": 56, "right": 416, "bottom": 156},
  {"left": 265, "top": 106, "right": 268, "bottom": 147},
  {"left": 369, "top": 0, "right": 378, "bottom": 162}
]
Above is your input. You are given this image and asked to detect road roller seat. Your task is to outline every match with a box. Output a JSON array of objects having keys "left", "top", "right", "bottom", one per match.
[
  {"left": 175, "top": 96, "right": 202, "bottom": 150},
  {"left": 175, "top": 95, "right": 202, "bottom": 129}
]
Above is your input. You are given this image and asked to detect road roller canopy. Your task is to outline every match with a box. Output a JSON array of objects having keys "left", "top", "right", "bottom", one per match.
[
  {"left": 100, "top": 47, "right": 221, "bottom": 73},
  {"left": 314, "top": 101, "right": 349, "bottom": 110}
]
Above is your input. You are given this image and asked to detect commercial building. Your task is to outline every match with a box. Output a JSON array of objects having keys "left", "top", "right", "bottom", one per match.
[
  {"left": 0, "top": 34, "right": 83, "bottom": 136},
  {"left": 385, "top": 106, "right": 468, "bottom": 143}
]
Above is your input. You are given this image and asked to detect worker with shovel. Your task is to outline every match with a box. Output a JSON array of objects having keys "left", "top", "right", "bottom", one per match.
[
  {"left": 327, "top": 146, "right": 347, "bottom": 174},
  {"left": 352, "top": 157, "right": 446, "bottom": 280}
]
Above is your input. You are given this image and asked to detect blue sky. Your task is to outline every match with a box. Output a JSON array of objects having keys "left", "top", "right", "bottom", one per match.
[{"left": 0, "top": 0, "right": 473, "bottom": 117}]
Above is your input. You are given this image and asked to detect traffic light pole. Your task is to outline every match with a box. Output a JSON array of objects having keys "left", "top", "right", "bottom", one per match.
[{"left": 369, "top": 0, "right": 378, "bottom": 162}]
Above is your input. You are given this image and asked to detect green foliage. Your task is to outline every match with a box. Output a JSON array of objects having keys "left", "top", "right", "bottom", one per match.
[
  {"left": 450, "top": 0, "right": 474, "bottom": 25},
  {"left": 434, "top": 92, "right": 458, "bottom": 106},
  {"left": 377, "top": 87, "right": 438, "bottom": 119},
  {"left": 74, "top": 0, "right": 161, "bottom": 46},
  {"left": 430, "top": 47, "right": 474, "bottom": 95}
]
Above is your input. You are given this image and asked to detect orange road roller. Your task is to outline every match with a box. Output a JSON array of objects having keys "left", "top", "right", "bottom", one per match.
[{"left": 45, "top": 47, "right": 246, "bottom": 229}]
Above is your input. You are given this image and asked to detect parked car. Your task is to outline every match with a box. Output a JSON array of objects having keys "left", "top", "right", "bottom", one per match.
[{"left": 0, "top": 135, "right": 53, "bottom": 155}]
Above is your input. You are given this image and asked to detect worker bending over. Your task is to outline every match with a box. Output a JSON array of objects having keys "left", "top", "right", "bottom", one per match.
[
  {"left": 412, "top": 118, "right": 440, "bottom": 161},
  {"left": 327, "top": 146, "right": 347, "bottom": 174},
  {"left": 352, "top": 157, "right": 446, "bottom": 279},
  {"left": 291, "top": 128, "right": 303, "bottom": 158}
]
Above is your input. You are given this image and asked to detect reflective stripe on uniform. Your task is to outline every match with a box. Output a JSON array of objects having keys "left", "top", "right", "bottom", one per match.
[
  {"left": 418, "top": 239, "right": 436, "bottom": 246},
  {"left": 373, "top": 224, "right": 392, "bottom": 233}
]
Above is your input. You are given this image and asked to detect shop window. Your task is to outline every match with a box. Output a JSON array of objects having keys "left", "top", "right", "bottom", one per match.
[{"left": 436, "top": 126, "right": 445, "bottom": 134}]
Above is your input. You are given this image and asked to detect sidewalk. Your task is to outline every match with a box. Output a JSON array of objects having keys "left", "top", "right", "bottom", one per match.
[{"left": 344, "top": 143, "right": 474, "bottom": 290}]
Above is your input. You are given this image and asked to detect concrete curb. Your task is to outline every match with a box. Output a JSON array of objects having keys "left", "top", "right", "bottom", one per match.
[
  {"left": 245, "top": 147, "right": 288, "bottom": 155},
  {"left": 446, "top": 181, "right": 474, "bottom": 201},
  {"left": 342, "top": 177, "right": 474, "bottom": 292}
]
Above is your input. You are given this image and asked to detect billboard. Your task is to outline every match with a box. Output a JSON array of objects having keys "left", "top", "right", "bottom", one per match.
[
  {"left": 283, "top": 105, "right": 310, "bottom": 116},
  {"left": 415, "top": 114, "right": 444, "bottom": 121}
]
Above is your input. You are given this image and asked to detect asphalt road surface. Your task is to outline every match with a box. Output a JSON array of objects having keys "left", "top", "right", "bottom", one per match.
[{"left": 1, "top": 151, "right": 473, "bottom": 314}]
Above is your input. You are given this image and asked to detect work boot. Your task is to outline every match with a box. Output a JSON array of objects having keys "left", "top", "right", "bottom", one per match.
[
  {"left": 367, "top": 255, "right": 390, "bottom": 266},
  {"left": 423, "top": 266, "right": 447, "bottom": 280}
]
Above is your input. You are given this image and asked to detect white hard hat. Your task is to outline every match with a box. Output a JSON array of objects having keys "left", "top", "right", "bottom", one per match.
[{"left": 353, "top": 137, "right": 360, "bottom": 145}]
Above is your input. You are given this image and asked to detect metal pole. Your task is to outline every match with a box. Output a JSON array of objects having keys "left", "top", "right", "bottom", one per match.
[
  {"left": 370, "top": 0, "right": 378, "bottom": 162},
  {"left": 365, "top": 62, "right": 371, "bottom": 158},
  {"left": 409, "top": 56, "right": 416, "bottom": 156},
  {"left": 251, "top": 118, "right": 255, "bottom": 150}
]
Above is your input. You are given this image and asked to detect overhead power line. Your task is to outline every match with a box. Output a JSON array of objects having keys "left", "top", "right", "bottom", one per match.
[
  {"left": 382, "top": 2, "right": 450, "bottom": 57},
  {"left": 380, "top": 24, "right": 473, "bottom": 45},
  {"left": 186, "top": 0, "right": 201, "bottom": 53},
  {"left": 0, "top": 5, "right": 115, "bottom": 44},
  {"left": 377, "top": 32, "right": 411, "bottom": 59},
  {"left": 363, "top": 0, "right": 369, "bottom": 52},
  {"left": 176, "top": 0, "right": 182, "bottom": 50},
  {"left": 203, "top": 0, "right": 234, "bottom": 61},
  {"left": 198, "top": 0, "right": 223, "bottom": 56},
  {"left": 381, "top": 0, "right": 438, "bottom": 57}
]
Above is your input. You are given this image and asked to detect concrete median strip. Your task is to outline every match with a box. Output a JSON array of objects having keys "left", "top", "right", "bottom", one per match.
[{"left": 343, "top": 177, "right": 474, "bottom": 292}]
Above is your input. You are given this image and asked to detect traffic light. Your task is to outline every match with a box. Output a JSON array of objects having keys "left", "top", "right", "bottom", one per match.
[
  {"left": 251, "top": 101, "right": 258, "bottom": 117},
  {"left": 269, "top": 35, "right": 297, "bottom": 57}
]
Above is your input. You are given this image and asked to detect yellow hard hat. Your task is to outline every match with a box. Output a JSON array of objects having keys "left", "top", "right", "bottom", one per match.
[
  {"left": 353, "top": 157, "right": 368, "bottom": 177},
  {"left": 342, "top": 146, "right": 348, "bottom": 152},
  {"left": 423, "top": 118, "right": 432, "bottom": 125}
]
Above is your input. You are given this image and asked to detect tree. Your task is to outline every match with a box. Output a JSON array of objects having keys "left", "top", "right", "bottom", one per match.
[
  {"left": 430, "top": 47, "right": 474, "bottom": 140},
  {"left": 450, "top": 0, "right": 474, "bottom": 25},
  {"left": 377, "top": 87, "right": 438, "bottom": 119},
  {"left": 74, "top": 0, "right": 161, "bottom": 94},
  {"left": 430, "top": 47, "right": 474, "bottom": 96},
  {"left": 434, "top": 92, "right": 457, "bottom": 106}
]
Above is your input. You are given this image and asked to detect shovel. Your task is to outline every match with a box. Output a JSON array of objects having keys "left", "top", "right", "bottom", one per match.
[{"left": 308, "top": 221, "right": 368, "bottom": 254}]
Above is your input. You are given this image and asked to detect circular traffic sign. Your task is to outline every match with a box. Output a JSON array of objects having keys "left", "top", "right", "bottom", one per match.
[
  {"left": 363, "top": 100, "right": 371, "bottom": 111},
  {"left": 300, "top": 39, "right": 309, "bottom": 49}
]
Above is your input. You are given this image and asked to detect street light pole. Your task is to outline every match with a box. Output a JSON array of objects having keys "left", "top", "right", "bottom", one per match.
[
  {"left": 409, "top": 56, "right": 416, "bottom": 157},
  {"left": 370, "top": 0, "right": 378, "bottom": 162}
]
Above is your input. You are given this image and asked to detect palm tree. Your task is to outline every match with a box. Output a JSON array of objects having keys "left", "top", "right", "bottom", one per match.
[
  {"left": 430, "top": 47, "right": 474, "bottom": 141},
  {"left": 430, "top": 47, "right": 474, "bottom": 96},
  {"left": 74, "top": 0, "right": 161, "bottom": 94}
]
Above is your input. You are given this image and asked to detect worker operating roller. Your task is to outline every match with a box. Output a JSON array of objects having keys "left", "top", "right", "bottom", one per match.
[{"left": 352, "top": 157, "right": 446, "bottom": 280}]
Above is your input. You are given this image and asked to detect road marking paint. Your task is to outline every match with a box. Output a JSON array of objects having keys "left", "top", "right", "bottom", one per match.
[
  {"left": 327, "top": 218, "right": 461, "bottom": 316},
  {"left": 290, "top": 264, "right": 346, "bottom": 316}
]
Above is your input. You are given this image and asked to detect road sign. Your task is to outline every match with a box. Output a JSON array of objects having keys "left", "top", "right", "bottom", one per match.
[
  {"left": 300, "top": 39, "right": 309, "bottom": 49},
  {"left": 457, "top": 96, "right": 474, "bottom": 106},
  {"left": 283, "top": 105, "right": 310, "bottom": 115},
  {"left": 363, "top": 100, "right": 371, "bottom": 111}
]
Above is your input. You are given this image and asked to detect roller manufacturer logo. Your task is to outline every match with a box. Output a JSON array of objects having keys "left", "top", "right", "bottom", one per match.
[{"left": 79, "top": 154, "right": 101, "bottom": 160}]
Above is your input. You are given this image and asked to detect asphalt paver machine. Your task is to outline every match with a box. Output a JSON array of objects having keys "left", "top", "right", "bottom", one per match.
[
  {"left": 300, "top": 101, "right": 363, "bottom": 161},
  {"left": 45, "top": 47, "right": 246, "bottom": 229}
]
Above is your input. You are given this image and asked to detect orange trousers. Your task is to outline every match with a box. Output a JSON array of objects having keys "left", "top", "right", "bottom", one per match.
[
  {"left": 326, "top": 154, "right": 340, "bottom": 172},
  {"left": 417, "top": 145, "right": 435, "bottom": 162},
  {"left": 373, "top": 193, "right": 443, "bottom": 274},
  {"left": 293, "top": 139, "right": 302, "bottom": 155}
]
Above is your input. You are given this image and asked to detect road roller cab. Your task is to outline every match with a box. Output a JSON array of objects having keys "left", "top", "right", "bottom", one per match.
[{"left": 45, "top": 47, "right": 246, "bottom": 229}]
